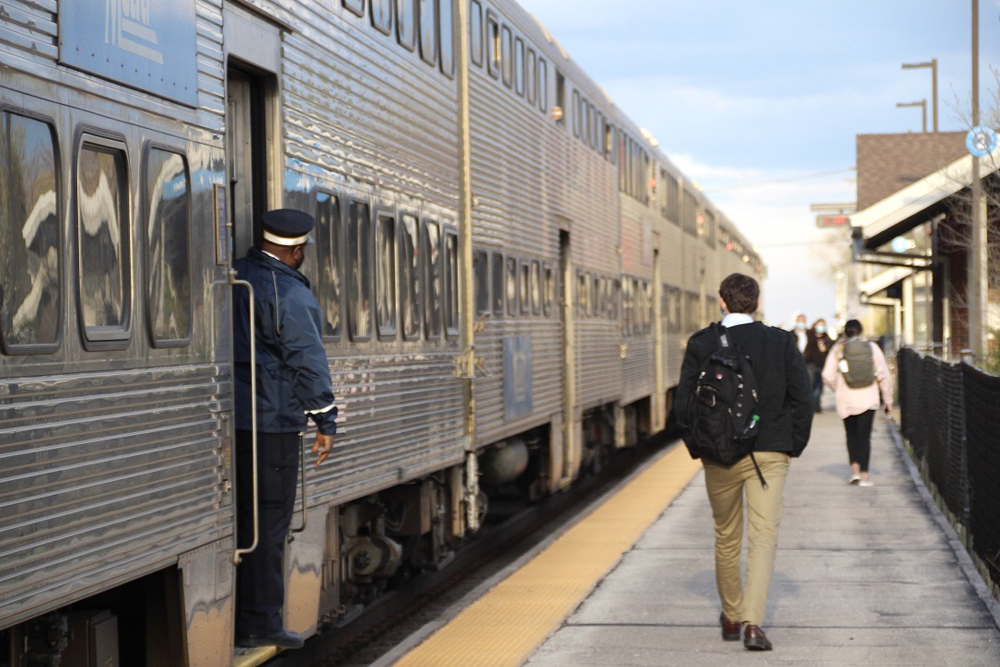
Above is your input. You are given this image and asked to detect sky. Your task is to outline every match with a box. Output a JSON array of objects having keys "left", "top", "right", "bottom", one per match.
[{"left": 517, "top": 0, "right": 1000, "bottom": 327}]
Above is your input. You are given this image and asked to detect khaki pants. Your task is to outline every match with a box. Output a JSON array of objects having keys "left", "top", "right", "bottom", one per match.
[{"left": 703, "top": 451, "right": 789, "bottom": 627}]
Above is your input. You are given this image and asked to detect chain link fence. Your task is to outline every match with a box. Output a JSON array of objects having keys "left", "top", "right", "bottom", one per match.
[{"left": 897, "top": 348, "right": 998, "bottom": 586}]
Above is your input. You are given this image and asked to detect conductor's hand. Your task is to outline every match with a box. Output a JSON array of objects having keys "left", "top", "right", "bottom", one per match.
[{"left": 312, "top": 432, "right": 334, "bottom": 468}]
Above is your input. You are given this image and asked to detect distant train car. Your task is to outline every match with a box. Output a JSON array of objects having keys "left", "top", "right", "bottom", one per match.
[{"left": 0, "top": 1, "right": 763, "bottom": 665}]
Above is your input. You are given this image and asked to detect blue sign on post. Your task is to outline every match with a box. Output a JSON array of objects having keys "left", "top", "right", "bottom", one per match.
[
  {"left": 503, "top": 335, "right": 533, "bottom": 421},
  {"left": 966, "top": 125, "right": 998, "bottom": 157},
  {"left": 59, "top": 0, "right": 199, "bottom": 106}
]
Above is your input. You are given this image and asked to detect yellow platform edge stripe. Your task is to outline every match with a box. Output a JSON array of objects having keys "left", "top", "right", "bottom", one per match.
[
  {"left": 233, "top": 646, "right": 279, "bottom": 667},
  {"left": 395, "top": 445, "right": 702, "bottom": 667}
]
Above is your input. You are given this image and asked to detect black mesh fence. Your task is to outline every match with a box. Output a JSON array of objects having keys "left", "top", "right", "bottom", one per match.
[{"left": 897, "top": 348, "right": 998, "bottom": 584}]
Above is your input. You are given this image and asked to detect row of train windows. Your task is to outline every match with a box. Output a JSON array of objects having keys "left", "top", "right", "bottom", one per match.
[
  {"left": 341, "top": 0, "right": 455, "bottom": 77},
  {"left": 0, "top": 111, "right": 191, "bottom": 355},
  {"left": 474, "top": 250, "right": 555, "bottom": 318},
  {"left": 311, "top": 193, "right": 459, "bottom": 342},
  {"left": 573, "top": 91, "right": 616, "bottom": 161},
  {"left": 469, "top": 1, "right": 548, "bottom": 114},
  {"left": 619, "top": 130, "right": 651, "bottom": 204}
]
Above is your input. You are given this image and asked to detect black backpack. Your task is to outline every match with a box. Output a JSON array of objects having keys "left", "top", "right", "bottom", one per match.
[{"left": 683, "top": 323, "right": 767, "bottom": 488}]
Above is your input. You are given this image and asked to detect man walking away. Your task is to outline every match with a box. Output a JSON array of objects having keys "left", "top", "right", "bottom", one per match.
[{"left": 675, "top": 273, "right": 813, "bottom": 651}]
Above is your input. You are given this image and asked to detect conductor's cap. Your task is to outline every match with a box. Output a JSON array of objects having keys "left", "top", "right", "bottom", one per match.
[{"left": 261, "top": 209, "right": 315, "bottom": 246}]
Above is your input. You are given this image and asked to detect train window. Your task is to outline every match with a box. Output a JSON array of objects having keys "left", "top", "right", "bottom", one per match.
[
  {"left": 144, "top": 147, "right": 191, "bottom": 347},
  {"left": 612, "top": 279, "right": 620, "bottom": 320},
  {"left": 491, "top": 251, "right": 504, "bottom": 315},
  {"left": 542, "top": 263, "right": 554, "bottom": 317},
  {"left": 682, "top": 189, "right": 697, "bottom": 236},
  {"left": 474, "top": 249, "right": 489, "bottom": 315},
  {"left": 445, "top": 231, "right": 459, "bottom": 336},
  {"left": 0, "top": 112, "right": 61, "bottom": 353},
  {"left": 348, "top": 201, "right": 372, "bottom": 341},
  {"left": 538, "top": 59, "right": 548, "bottom": 113},
  {"left": 554, "top": 69, "right": 565, "bottom": 124},
  {"left": 645, "top": 282, "right": 653, "bottom": 334},
  {"left": 590, "top": 274, "right": 599, "bottom": 317},
  {"left": 605, "top": 122, "right": 614, "bottom": 160},
  {"left": 514, "top": 37, "right": 525, "bottom": 96},
  {"left": 376, "top": 213, "right": 397, "bottom": 338},
  {"left": 486, "top": 12, "right": 499, "bottom": 79},
  {"left": 571, "top": 90, "right": 580, "bottom": 138},
  {"left": 519, "top": 260, "right": 530, "bottom": 315},
  {"left": 399, "top": 213, "right": 421, "bottom": 340},
  {"left": 469, "top": 0, "right": 483, "bottom": 67},
  {"left": 667, "top": 174, "right": 680, "bottom": 223},
  {"left": 704, "top": 210, "right": 716, "bottom": 247},
  {"left": 576, "top": 270, "right": 587, "bottom": 315},
  {"left": 397, "top": 0, "right": 416, "bottom": 51},
  {"left": 424, "top": 220, "right": 442, "bottom": 338},
  {"left": 418, "top": 0, "right": 438, "bottom": 66},
  {"left": 371, "top": 0, "right": 392, "bottom": 34},
  {"left": 78, "top": 138, "right": 131, "bottom": 344},
  {"left": 530, "top": 260, "right": 540, "bottom": 315},
  {"left": 618, "top": 133, "right": 627, "bottom": 190},
  {"left": 505, "top": 256, "right": 517, "bottom": 316},
  {"left": 621, "top": 278, "right": 631, "bottom": 335},
  {"left": 343, "top": 0, "right": 364, "bottom": 17},
  {"left": 315, "top": 191, "right": 342, "bottom": 339},
  {"left": 439, "top": 0, "right": 454, "bottom": 77},
  {"left": 500, "top": 25, "right": 512, "bottom": 88},
  {"left": 526, "top": 48, "right": 536, "bottom": 105},
  {"left": 583, "top": 101, "right": 592, "bottom": 147}
]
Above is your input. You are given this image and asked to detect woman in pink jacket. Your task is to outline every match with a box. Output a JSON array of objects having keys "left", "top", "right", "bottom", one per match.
[{"left": 821, "top": 320, "right": 894, "bottom": 486}]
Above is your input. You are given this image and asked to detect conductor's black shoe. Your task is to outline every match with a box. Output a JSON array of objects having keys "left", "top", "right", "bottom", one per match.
[
  {"left": 719, "top": 612, "right": 741, "bottom": 641},
  {"left": 236, "top": 631, "right": 305, "bottom": 649},
  {"left": 743, "top": 624, "right": 772, "bottom": 651}
]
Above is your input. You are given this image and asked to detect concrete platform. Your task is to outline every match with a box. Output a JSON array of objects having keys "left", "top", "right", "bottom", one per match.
[{"left": 527, "top": 411, "right": 1000, "bottom": 666}]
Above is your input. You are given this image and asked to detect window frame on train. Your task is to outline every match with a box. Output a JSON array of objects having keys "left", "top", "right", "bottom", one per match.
[
  {"left": 474, "top": 249, "right": 489, "bottom": 316},
  {"left": 514, "top": 36, "right": 525, "bottom": 97},
  {"left": 342, "top": 0, "right": 364, "bottom": 18},
  {"left": 439, "top": 0, "right": 455, "bottom": 77},
  {"left": 371, "top": 0, "right": 392, "bottom": 34},
  {"left": 469, "top": 0, "right": 483, "bottom": 67},
  {"left": 347, "top": 199, "right": 373, "bottom": 342},
  {"left": 397, "top": 0, "right": 417, "bottom": 52},
  {"left": 0, "top": 108, "right": 63, "bottom": 355},
  {"left": 537, "top": 58, "right": 548, "bottom": 113},
  {"left": 526, "top": 47, "right": 537, "bottom": 105},
  {"left": 423, "top": 218, "right": 443, "bottom": 339},
  {"left": 444, "top": 228, "right": 459, "bottom": 337},
  {"left": 418, "top": 0, "right": 438, "bottom": 67},
  {"left": 75, "top": 131, "right": 133, "bottom": 350},
  {"left": 491, "top": 251, "right": 505, "bottom": 316},
  {"left": 486, "top": 11, "right": 500, "bottom": 79},
  {"left": 505, "top": 255, "right": 518, "bottom": 316},
  {"left": 375, "top": 210, "right": 398, "bottom": 340},
  {"left": 142, "top": 143, "right": 193, "bottom": 349},
  {"left": 399, "top": 212, "right": 422, "bottom": 341},
  {"left": 500, "top": 24, "right": 513, "bottom": 88},
  {"left": 315, "top": 190, "right": 343, "bottom": 341}
]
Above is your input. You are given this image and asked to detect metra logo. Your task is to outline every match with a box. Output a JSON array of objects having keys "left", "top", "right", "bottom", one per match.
[{"left": 104, "top": 0, "right": 163, "bottom": 65}]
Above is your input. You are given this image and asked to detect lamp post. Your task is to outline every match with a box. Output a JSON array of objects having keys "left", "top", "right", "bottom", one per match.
[
  {"left": 902, "top": 59, "right": 938, "bottom": 132},
  {"left": 969, "top": 0, "right": 988, "bottom": 358},
  {"left": 896, "top": 100, "right": 927, "bottom": 133}
]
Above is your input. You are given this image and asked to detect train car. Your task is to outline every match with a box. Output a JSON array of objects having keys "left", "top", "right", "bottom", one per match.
[{"left": 0, "top": 1, "right": 764, "bottom": 665}]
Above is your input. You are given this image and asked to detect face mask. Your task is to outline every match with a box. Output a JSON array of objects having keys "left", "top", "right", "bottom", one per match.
[
  {"left": 795, "top": 322, "right": 806, "bottom": 331},
  {"left": 815, "top": 325, "right": 826, "bottom": 335}
]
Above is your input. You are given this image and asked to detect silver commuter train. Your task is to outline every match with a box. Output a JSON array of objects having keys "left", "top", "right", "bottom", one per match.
[{"left": 0, "top": 0, "right": 764, "bottom": 664}]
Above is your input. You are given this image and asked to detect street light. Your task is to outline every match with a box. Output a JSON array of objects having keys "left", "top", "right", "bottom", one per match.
[
  {"left": 901, "top": 59, "right": 938, "bottom": 132},
  {"left": 896, "top": 100, "right": 927, "bottom": 133}
]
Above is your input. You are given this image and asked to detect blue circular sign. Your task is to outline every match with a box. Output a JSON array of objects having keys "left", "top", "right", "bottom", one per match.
[{"left": 966, "top": 125, "right": 998, "bottom": 157}]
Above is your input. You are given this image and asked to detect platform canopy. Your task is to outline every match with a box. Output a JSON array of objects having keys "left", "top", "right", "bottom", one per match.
[{"left": 850, "top": 148, "right": 1000, "bottom": 250}]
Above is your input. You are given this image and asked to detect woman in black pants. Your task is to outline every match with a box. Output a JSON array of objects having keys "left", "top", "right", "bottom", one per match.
[{"left": 821, "top": 320, "right": 894, "bottom": 486}]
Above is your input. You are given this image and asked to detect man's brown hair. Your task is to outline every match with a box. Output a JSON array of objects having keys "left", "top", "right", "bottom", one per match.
[{"left": 719, "top": 273, "right": 759, "bottom": 315}]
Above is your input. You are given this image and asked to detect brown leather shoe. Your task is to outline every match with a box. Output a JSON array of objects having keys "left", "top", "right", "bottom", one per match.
[
  {"left": 719, "top": 612, "right": 741, "bottom": 641},
  {"left": 743, "top": 624, "right": 772, "bottom": 650}
]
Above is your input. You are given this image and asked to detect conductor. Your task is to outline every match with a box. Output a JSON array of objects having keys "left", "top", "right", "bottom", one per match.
[{"left": 232, "top": 209, "right": 337, "bottom": 649}]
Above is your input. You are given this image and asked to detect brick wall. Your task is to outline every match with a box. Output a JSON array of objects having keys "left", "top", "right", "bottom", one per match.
[{"left": 856, "top": 132, "right": 967, "bottom": 209}]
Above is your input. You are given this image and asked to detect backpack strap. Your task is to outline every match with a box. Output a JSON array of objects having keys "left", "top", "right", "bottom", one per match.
[{"left": 713, "top": 322, "right": 730, "bottom": 350}]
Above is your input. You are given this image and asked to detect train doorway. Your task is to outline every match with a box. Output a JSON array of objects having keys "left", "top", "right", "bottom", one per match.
[{"left": 227, "top": 66, "right": 273, "bottom": 256}]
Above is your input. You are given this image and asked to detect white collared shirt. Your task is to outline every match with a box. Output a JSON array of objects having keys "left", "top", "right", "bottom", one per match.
[{"left": 721, "top": 313, "right": 754, "bottom": 328}]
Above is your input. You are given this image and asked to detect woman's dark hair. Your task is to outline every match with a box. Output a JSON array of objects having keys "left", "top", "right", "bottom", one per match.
[
  {"left": 719, "top": 273, "right": 759, "bottom": 315},
  {"left": 844, "top": 319, "right": 863, "bottom": 337}
]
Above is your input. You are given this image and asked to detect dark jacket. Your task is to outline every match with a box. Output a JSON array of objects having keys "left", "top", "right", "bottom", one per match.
[
  {"left": 233, "top": 248, "right": 338, "bottom": 435},
  {"left": 803, "top": 329, "right": 833, "bottom": 366},
  {"left": 674, "top": 321, "right": 813, "bottom": 457}
]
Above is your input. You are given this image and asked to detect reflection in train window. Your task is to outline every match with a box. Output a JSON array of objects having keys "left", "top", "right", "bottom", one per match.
[
  {"left": 519, "top": 260, "right": 529, "bottom": 315},
  {"left": 537, "top": 58, "right": 548, "bottom": 113},
  {"left": 445, "top": 231, "right": 459, "bottom": 336},
  {"left": 500, "top": 25, "right": 512, "bottom": 88},
  {"left": 342, "top": 0, "right": 364, "bottom": 17},
  {"left": 572, "top": 90, "right": 580, "bottom": 137},
  {"left": 348, "top": 201, "right": 371, "bottom": 341},
  {"left": 78, "top": 140, "right": 130, "bottom": 341},
  {"left": 486, "top": 12, "right": 499, "bottom": 79},
  {"left": 514, "top": 37, "right": 525, "bottom": 96},
  {"left": 530, "top": 260, "right": 541, "bottom": 315},
  {"left": 576, "top": 270, "right": 587, "bottom": 315},
  {"left": 439, "top": 0, "right": 454, "bottom": 77},
  {"left": 621, "top": 278, "right": 632, "bottom": 335},
  {"left": 399, "top": 214, "right": 421, "bottom": 340},
  {"left": 526, "top": 49, "right": 537, "bottom": 105},
  {"left": 491, "top": 251, "right": 504, "bottom": 316},
  {"left": 0, "top": 113, "right": 60, "bottom": 352},
  {"left": 396, "top": 0, "right": 416, "bottom": 51},
  {"left": 315, "top": 192, "right": 342, "bottom": 338},
  {"left": 424, "top": 220, "right": 442, "bottom": 338},
  {"left": 505, "top": 256, "right": 517, "bottom": 316},
  {"left": 474, "top": 249, "right": 489, "bottom": 315},
  {"left": 612, "top": 279, "right": 621, "bottom": 320},
  {"left": 469, "top": 0, "right": 483, "bottom": 67},
  {"left": 145, "top": 148, "right": 191, "bottom": 346},
  {"left": 590, "top": 274, "right": 600, "bottom": 317},
  {"left": 376, "top": 213, "right": 397, "bottom": 338},
  {"left": 542, "top": 263, "right": 554, "bottom": 317},
  {"left": 371, "top": 0, "right": 392, "bottom": 34},
  {"left": 418, "top": 0, "right": 437, "bottom": 66}
]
